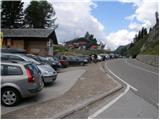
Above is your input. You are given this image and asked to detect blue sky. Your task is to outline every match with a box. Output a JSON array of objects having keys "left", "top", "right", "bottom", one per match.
[
  {"left": 92, "top": 1, "right": 136, "bottom": 33},
  {"left": 50, "top": 0, "right": 158, "bottom": 50},
  {"left": 23, "top": 0, "right": 158, "bottom": 50}
]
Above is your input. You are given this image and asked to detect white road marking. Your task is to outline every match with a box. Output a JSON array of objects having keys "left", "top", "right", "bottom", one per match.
[
  {"left": 125, "top": 59, "right": 158, "bottom": 76},
  {"left": 88, "top": 61, "right": 142, "bottom": 119},
  {"left": 88, "top": 86, "right": 130, "bottom": 119},
  {"left": 106, "top": 62, "right": 138, "bottom": 91},
  {"left": 88, "top": 60, "right": 158, "bottom": 119}
]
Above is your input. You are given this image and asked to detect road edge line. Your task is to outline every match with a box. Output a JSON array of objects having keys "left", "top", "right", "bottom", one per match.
[
  {"left": 105, "top": 62, "right": 138, "bottom": 91},
  {"left": 88, "top": 86, "right": 130, "bottom": 119}
]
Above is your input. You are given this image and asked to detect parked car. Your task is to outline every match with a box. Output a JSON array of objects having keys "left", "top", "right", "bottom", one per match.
[
  {"left": 105, "top": 54, "right": 110, "bottom": 60},
  {"left": 27, "top": 54, "right": 61, "bottom": 71},
  {"left": 77, "top": 55, "right": 89, "bottom": 64},
  {"left": 1, "top": 53, "right": 57, "bottom": 84},
  {"left": 66, "top": 56, "right": 86, "bottom": 66},
  {"left": 1, "top": 61, "right": 44, "bottom": 106},
  {"left": 1, "top": 48, "right": 27, "bottom": 54},
  {"left": 59, "top": 56, "right": 69, "bottom": 68},
  {"left": 97, "top": 55, "right": 103, "bottom": 61},
  {"left": 46, "top": 56, "right": 62, "bottom": 70}
]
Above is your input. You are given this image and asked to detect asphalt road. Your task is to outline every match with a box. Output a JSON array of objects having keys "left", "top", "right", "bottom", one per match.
[
  {"left": 1, "top": 68, "right": 86, "bottom": 115},
  {"left": 95, "top": 90, "right": 158, "bottom": 119},
  {"left": 107, "top": 58, "right": 158, "bottom": 105},
  {"left": 90, "top": 58, "right": 159, "bottom": 119}
]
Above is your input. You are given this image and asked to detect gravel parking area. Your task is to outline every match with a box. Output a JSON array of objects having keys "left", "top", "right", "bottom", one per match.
[{"left": 2, "top": 62, "right": 120, "bottom": 119}]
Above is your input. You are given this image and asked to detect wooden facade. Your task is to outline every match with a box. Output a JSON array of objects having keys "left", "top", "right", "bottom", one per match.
[{"left": 2, "top": 29, "right": 58, "bottom": 56}]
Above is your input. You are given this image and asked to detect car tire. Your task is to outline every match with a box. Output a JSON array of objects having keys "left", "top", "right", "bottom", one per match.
[
  {"left": 42, "top": 77, "right": 47, "bottom": 85},
  {"left": 1, "top": 88, "right": 21, "bottom": 106}
]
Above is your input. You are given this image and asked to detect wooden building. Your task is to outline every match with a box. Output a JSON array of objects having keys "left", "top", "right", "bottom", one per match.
[
  {"left": 1, "top": 29, "right": 58, "bottom": 55},
  {"left": 65, "top": 37, "right": 94, "bottom": 50}
]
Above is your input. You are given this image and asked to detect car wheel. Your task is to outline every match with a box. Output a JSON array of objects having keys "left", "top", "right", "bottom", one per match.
[
  {"left": 1, "top": 88, "right": 21, "bottom": 106},
  {"left": 42, "top": 77, "right": 47, "bottom": 85}
]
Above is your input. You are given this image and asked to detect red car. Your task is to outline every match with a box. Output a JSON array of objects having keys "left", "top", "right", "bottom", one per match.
[{"left": 55, "top": 56, "right": 69, "bottom": 68}]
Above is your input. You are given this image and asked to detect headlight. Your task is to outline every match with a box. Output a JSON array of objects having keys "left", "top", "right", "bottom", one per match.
[
  {"left": 52, "top": 63, "right": 56, "bottom": 65},
  {"left": 84, "top": 59, "right": 87, "bottom": 62},
  {"left": 53, "top": 71, "right": 57, "bottom": 75}
]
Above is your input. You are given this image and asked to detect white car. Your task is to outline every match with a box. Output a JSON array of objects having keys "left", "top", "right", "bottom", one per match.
[{"left": 97, "top": 55, "right": 103, "bottom": 61}]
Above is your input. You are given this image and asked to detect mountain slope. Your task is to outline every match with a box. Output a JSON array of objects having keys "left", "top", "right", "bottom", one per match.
[
  {"left": 140, "top": 22, "right": 159, "bottom": 55},
  {"left": 115, "top": 20, "right": 159, "bottom": 57}
]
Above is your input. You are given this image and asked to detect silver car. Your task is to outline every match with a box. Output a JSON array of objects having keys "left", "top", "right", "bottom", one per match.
[
  {"left": 1, "top": 53, "right": 58, "bottom": 84},
  {"left": 1, "top": 61, "right": 44, "bottom": 106}
]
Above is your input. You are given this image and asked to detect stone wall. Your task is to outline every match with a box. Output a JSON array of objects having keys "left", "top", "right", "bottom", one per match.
[{"left": 136, "top": 55, "right": 159, "bottom": 67}]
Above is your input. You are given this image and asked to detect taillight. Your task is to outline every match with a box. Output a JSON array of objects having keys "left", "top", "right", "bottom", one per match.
[
  {"left": 26, "top": 68, "right": 35, "bottom": 82},
  {"left": 60, "top": 60, "right": 65, "bottom": 64}
]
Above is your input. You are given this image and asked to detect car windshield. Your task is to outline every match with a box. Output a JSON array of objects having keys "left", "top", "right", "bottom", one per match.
[
  {"left": 22, "top": 55, "right": 40, "bottom": 65},
  {"left": 39, "top": 56, "right": 48, "bottom": 62},
  {"left": 53, "top": 56, "right": 59, "bottom": 61},
  {"left": 46, "top": 57, "right": 55, "bottom": 62},
  {"left": 27, "top": 55, "right": 40, "bottom": 62}
]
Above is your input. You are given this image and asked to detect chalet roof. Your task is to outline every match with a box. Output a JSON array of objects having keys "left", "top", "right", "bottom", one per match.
[{"left": 1, "top": 29, "right": 55, "bottom": 38}]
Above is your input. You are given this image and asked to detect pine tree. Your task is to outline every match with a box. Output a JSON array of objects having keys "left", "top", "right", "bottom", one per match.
[
  {"left": 1, "top": 1, "right": 24, "bottom": 28},
  {"left": 155, "top": 11, "right": 159, "bottom": 24},
  {"left": 24, "top": 1, "right": 56, "bottom": 28},
  {"left": 84, "top": 31, "right": 90, "bottom": 39}
]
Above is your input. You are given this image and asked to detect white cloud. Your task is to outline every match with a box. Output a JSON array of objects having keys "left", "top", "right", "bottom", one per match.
[
  {"left": 126, "top": 0, "right": 158, "bottom": 30},
  {"left": 105, "top": 29, "right": 136, "bottom": 50},
  {"left": 22, "top": 0, "right": 158, "bottom": 50},
  {"left": 128, "top": 22, "right": 142, "bottom": 31},
  {"left": 48, "top": 0, "right": 158, "bottom": 50},
  {"left": 109, "top": 0, "right": 159, "bottom": 50},
  {"left": 48, "top": 0, "right": 107, "bottom": 44}
]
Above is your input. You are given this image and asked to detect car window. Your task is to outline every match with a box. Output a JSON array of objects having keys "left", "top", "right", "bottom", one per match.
[
  {"left": 7, "top": 65, "right": 23, "bottom": 75},
  {"left": 62, "top": 56, "right": 67, "bottom": 60},
  {"left": 0, "top": 65, "right": 5, "bottom": 76},
  {"left": 48, "top": 57, "right": 55, "bottom": 62},
  {"left": 72, "top": 57, "right": 77, "bottom": 60},
  {"left": 25, "top": 64, "right": 40, "bottom": 75},
  {"left": 8, "top": 55, "right": 25, "bottom": 61},
  {"left": 1, "top": 55, "right": 8, "bottom": 61},
  {"left": 32, "top": 56, "right": 41, "bottom": 62},
  {"left": 22, "top": 55, "right": 40, "bottom": 64},
  {"left": 39, "top": 56, "right": 46, "bottom": 60},
  {"left": 4, "top": 65, "right": 23, "bottom": 76},
  {"left": 53, "top": 57, "right": 59, "bottom": 61}
]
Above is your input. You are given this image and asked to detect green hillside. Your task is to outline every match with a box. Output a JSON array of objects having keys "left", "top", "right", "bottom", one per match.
[
  {"left": 115, "top": 12, "right": 159, "bottom": 58},
  {"left": 140, "top": 22, "right": 159, "bottom": 55}
]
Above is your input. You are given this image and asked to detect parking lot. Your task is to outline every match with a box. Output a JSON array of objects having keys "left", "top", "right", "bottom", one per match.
[
  {"left": 1, "top": 67, "right": 86, "bottom": 115},
  {"left": 1, "top": 48, "right": 119, "bottom": 118}
]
